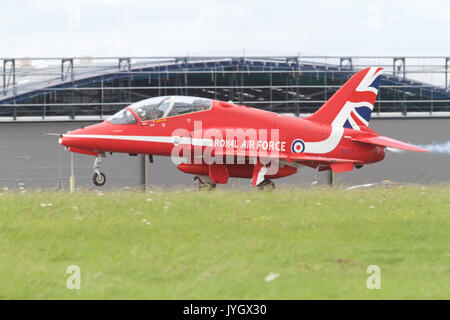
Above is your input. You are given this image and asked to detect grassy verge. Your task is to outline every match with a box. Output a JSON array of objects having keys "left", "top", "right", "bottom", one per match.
[{"left": 0, "top": 185, "right": 448, "bottom": 299}]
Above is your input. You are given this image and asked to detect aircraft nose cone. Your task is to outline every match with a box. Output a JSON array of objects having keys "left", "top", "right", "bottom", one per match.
[
  {"left": 59, "top": 130, "right": 79, "bottom": 147},
  {"left": 59, "top": 134, "right": 67, "bottom": 146},
  {"left": 58, "top": 121, "right": 110, "bottom": 151},
  {"left": 58, "top": 122, "right": 109, "bottom": 153}
]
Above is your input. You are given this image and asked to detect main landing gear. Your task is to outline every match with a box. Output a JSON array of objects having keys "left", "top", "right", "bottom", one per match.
[
  {"left": 257, "top": 179, "right": 275, "bottom": 191},
  {"left": 194, "top": 176, "right": 216, "bottom": 191},
  {"left": 93, "top": 156, "right": 106, "bottom": 186},
  {"left": 193, "top": 176, "right": 275, "bottom": 191}
]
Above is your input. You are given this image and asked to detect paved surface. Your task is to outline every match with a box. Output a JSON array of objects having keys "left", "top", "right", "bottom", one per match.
[{"left": 0, "top": 117, "right": 448, "bottom": 190}]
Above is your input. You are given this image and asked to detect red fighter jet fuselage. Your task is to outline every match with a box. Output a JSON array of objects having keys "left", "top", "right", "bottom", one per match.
[{"left": 59, "top": 67, "right": 427, "bottom": 189}]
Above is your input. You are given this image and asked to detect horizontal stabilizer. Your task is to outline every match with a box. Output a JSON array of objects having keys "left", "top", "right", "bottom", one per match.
[{"left": 352, "top": 135, "right": 428, "bottom": 152}]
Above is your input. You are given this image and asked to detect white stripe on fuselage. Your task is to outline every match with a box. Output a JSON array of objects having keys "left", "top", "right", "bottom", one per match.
[
  {"left": 303, "top": 101, "right": 354, "bottom": 154},
  {"left": 64, "top": 134, "right": 211, "bottom": 146},
  {"left": 302, "top": 126, "right": 344, "bottom": 154}
]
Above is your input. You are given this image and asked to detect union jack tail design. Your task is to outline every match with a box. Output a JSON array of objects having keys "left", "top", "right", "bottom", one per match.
[{"left": 306, "top": 67, "right": 383, "bottom": 130}]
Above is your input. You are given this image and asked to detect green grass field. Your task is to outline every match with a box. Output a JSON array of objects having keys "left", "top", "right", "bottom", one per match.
[{"left": 0, "top": 185, "right": 449, "bottom": 299}]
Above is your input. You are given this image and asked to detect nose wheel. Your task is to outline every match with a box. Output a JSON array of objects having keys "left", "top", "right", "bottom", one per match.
[
  {"left": 93, "top": 172, "right": 106, "bottom": 186},
  {"left": 93, "top": 156, "right": 106, "bottom": 186}
]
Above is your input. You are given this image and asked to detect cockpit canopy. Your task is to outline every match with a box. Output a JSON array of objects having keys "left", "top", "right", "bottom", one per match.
[{"left": 108, "top": 96, "right": 212, "bottom": 124}]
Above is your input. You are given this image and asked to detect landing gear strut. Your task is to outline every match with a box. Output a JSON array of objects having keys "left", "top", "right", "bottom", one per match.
[
  {"left": 194, "top": 176, "right": 216, "bottom": 191},
  {"left": 93, "top": 156, "right": 106, "bottom": 186},
  {"left": 257, "top": 179, "right": 275, "bottom": 191}
]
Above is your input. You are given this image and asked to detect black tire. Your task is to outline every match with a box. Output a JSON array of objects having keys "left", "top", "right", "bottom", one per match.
[
  {"left": 93, "top": 172, "right": 106, "bottom": 186},
  {"left": 198, "top": 182, "right": 216, "bottom": 191},
  {"left": 257, "top": 179, "right": 275, "bottom": 191}
]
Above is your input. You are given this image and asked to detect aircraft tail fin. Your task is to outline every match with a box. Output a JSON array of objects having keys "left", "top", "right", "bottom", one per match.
[{"left": 306, "top": 67, "right": 383, "bottom": 131}]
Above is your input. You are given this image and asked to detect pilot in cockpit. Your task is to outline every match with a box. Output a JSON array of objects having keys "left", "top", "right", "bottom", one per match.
[{"left": 192, "top": 99, "right": 210, "bottom": 112}]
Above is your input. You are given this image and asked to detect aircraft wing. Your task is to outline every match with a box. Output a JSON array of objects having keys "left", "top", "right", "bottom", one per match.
[
  {"left": 211, "top": 149, "right": 357, "bottom": 162},
  {"left": 209, "top": 149, "right": 358, "bottom": 173},
  {"left": 287, "top": 154, "right": 357, "bottom": 173},
  {"left": 351, "top": 135, "right": 428, "bottom": 152},
  {"left": 209, "top": 149, "right": 282, "bottom": 161}
]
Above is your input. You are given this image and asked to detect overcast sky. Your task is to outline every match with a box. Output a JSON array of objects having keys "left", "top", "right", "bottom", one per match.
[{"left": 1, "top": 0, "right": 449, "bottom": 57}]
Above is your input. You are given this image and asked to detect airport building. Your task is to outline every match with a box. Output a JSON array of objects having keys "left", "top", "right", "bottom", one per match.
[{"left": 0, "top": 56, "right": 449, "bottom": 189}]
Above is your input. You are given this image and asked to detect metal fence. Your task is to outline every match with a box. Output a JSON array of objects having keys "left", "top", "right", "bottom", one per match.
[{"left": 1, "top": 56, "right": 450, "bottom": 120}]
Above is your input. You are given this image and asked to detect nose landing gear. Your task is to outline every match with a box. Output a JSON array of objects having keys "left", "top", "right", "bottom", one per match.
[
  {"left": 93, "top": 156, "right": 106, "bottom": 186},
  {"left": 93, "top": 172, "right": 106, "bottom": 186}
]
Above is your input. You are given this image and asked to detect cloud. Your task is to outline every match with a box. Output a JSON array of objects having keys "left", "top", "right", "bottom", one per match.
[{"left": 1, "top": 0, "right": 449, "bottom": 57}]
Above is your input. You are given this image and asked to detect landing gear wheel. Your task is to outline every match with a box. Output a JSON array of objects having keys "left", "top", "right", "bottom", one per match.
[
  {"left": 93, "top": 172, "right": 106, "bottom": 186},
  {"left": 92, "top": 156, "right": 106, "bottom": 186},
  {"left": 257, "top": 179, "right": 275, "bottom": 191},
  {"left": 194, "top": 176, "right": 216, "bottom": 191},
  {"left": 198, "top": 182, "right": 216, "bottom": 191}
]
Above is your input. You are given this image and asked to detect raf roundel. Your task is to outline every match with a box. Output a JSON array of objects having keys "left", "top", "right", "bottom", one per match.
[{"left": 291, "top": 139, "right": 305, "bottom": 153}]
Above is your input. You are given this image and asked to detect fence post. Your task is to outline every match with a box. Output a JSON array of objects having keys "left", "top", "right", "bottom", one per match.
[
  {"left": 142, "top": 154, "right": 148, "bottom": 191},
  {"left": 69, "top": 152, "right": 75, "bottom": 193},
  {"left": 328, "top": 169, "right": 334, "bottom": 186}
]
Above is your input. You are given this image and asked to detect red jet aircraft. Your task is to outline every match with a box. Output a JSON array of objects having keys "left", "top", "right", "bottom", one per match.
[{"left": 59, "top": 67, "right": 427, "bottom": 189}]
